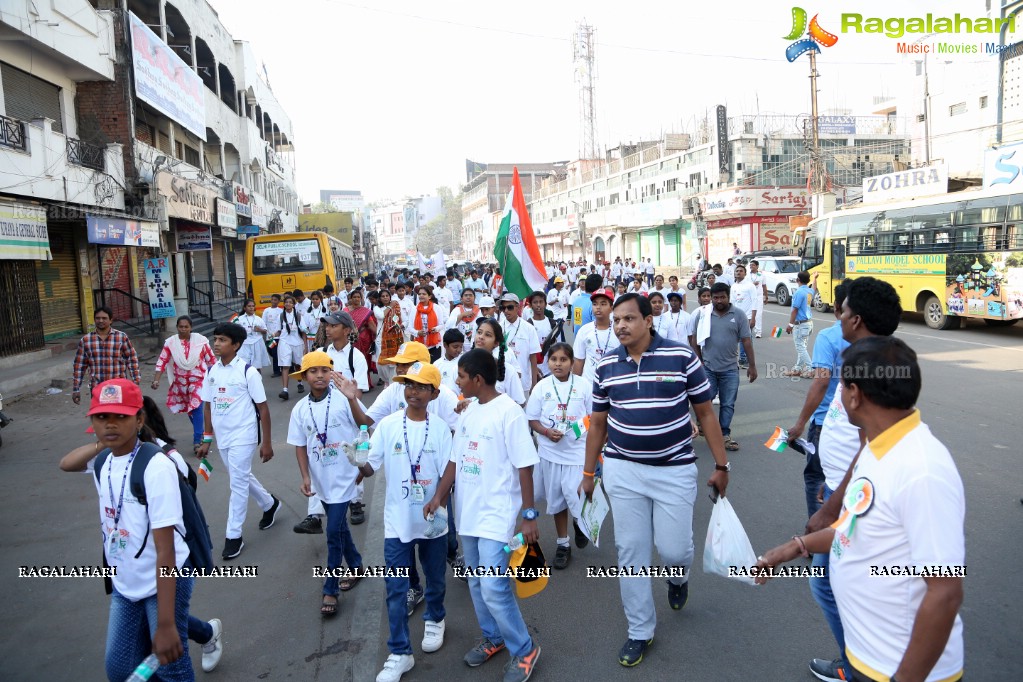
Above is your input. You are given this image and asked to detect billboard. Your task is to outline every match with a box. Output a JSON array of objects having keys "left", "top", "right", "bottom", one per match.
[
  {"left": 129, "top": 12, "right": 206, "bottom": 140},
  {"left": 298, "top": 212, "right": 353, "bottom": 246}
]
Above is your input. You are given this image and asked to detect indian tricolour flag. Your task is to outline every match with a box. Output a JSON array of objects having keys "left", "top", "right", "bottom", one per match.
[
  {"left": 494, "top": 167, "right": 547, "bottom": 299},
  {"left": 764, "top": 426, "right": 789, "bottom": 452}
]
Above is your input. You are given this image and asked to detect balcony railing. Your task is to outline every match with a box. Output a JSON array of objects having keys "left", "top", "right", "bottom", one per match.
[
  {"left": 67, "top": 137, "right": 105, "bottom": 171},
  {"left": 0, "top": 115, "right": 26, "bottom": 151}
]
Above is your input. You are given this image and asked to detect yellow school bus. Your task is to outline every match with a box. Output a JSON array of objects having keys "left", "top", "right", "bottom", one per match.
[
  {"left": 245, "top": 232, "right": 355, "bottom": 311},
  {"left": 800, "top": 186, "right": 1023, "bottom": 329}
]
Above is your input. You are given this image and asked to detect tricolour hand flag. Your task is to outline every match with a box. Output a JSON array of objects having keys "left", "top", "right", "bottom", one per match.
[
  {"left": 764, "top": 426, "right": 789, "bottom": 452},
  {"left": 228, "top": 313, "right": 239, "bottom": 323},
  {"left": 770, "top": 326, "right": 784, "bottom": 338},
  {"left": 568, "top": 414, "right": 591, "bottom": 440},
  {"left": 198, "top": 458, "right": 213, "bottom": 482}
]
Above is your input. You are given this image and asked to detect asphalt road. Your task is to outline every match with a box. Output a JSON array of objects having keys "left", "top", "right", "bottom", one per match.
[{"left": 1, "top": 303, "right": 1021, "bottom": 681}]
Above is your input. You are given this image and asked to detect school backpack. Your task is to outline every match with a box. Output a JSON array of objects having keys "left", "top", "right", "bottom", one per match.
[{"left": 94, "top": 442, "right": 215, "bottom": 590}]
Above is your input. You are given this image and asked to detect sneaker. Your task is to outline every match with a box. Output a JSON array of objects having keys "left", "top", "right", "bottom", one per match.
[
  {"left": 350, "top": 501, "right": 366, "bottom": 525},
  {"left": 406, "top": 586, "right": 424, "bottom": 616},
  {"left": 297, "top": 381, "right": 305, "bottom": 393},
  {"left": 573, "top": 519, "right": 589, "bottom": 548},
  {"left": 464, "top": 637, "right": 505, "bottom": 667},
  {"left": 667, "top": 580, "right": 689, "bottom": 610},
  {"left": 422, "top": 619, "right": 445, "bottom": 653},
  {"left": 712, "top": 396, "right": 720, "bottom": 405},
  {"left": 377, "top": 378, "right": 385, "bottom": 386},
  {"left": 502, "top": 644, "right": 541, "bottom": 682},
  {"left": 618, "top": 638, "right": 652, "bottom": 667},
  {"left": 553, "top": 544, "right": 571, "bottom": 570},
  {"left": 279, "top": 389, "right": 290, "bottom": 400},
  {"left": 201, "top": 618, "right": 223, "bottom": 672},
  {"left": 738, "top": 361, "right": 749, "bottom": 370},
  {"left": 293, "top": 515, "right": 323, "bottom": 534},
  {"left": 259, "top": 495, "right": 281, "bottom": 530},
  {"left": 222, "top": 537, "right": 244, "bottom": 560},
  {"left": 450, "top": 554, "right": 468, "bottom": 582},
  {"left": 375, "top": 653, "right": 415, "bottom": 682},
  {"left": 755, "top": 333, "right": 762, "bottom": 338},
  {"left": 809, "top": 658, "right": 851, "bottom": 681}
]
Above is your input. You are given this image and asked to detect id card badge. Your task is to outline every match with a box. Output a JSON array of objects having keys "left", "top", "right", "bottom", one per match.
[
  {"left": 107, "top": 532, "right": 125, "bottom": 560},
  {"left": 411, "top": 483, "right": 425, "bottom": 503},
  {"left": 554, "top": 421, "right": 570, "bottom": 435}
]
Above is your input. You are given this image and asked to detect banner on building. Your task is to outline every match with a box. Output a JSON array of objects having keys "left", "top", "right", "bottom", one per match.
[
  {"left": 0, "top": 203, "right": 50, "bottom": 260},
  {"left": 176, "top": 224, "right": 213, "bottom": 251},
  {"left": 862, "top": 163, "right": 948, "bottom": 204},
  {"left": 982, "top": 143, "right": 1023, "bottom": 190},
  {"left": 87, "top": 215, "right": 160, "bottom": 247},
  {"left": 237, "top": 224, "right": 260, "bottom": 236},
  {"left": 143, "top": 257, "right": 177, "bottom": 319},
  {"left": 129, "top": 13, "right": 206, "bottom": 140}
]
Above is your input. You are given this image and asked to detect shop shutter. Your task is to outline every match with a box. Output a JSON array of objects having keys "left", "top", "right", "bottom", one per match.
[
  {"left": 36, "top": 223, "right": 82, "bottom": 339},
  {"left": 191, "top": 248, "right": 211, "bottom": 283},
  {"left": 212, "top": 240, "right": 227, "bottom": 286},
  {"left": 1, "top": 62, "right": 63, "bottom": 133},
  {"left": 661, "top": 228, "right": 679, "bottom": 267},
  {"left": 99, "top": 245, "right": 133, "bottom": 322},
  {"left": 0, "top": 260, "right": 45, "bottom": 356}
]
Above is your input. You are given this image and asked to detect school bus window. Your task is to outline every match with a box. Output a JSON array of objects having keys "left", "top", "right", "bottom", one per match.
[{"left": 252, "top": 239, "right": 323, "bottom": 274}]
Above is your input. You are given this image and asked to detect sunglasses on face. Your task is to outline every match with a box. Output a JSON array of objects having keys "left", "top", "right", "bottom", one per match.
[{"left": 501, "top": 305, "right": 517, "bottom": 311}]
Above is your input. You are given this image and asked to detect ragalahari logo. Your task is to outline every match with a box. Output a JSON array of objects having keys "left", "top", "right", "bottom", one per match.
[{"left": 784, "top": 7, "right": 839, "bottom": 62}]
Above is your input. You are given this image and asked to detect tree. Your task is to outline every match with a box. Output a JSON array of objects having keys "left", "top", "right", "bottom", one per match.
[{"left": 309, "top": 201, "right": 338, "bottom": 213}]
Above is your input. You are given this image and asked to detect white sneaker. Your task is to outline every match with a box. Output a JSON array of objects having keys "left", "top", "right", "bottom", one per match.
[
  {"left": 376, "top": 653, "right": 415, "bottom": 682},
  {"left": 755, "top": 333, "right": 762, "bottom": 338},
  {"left": 201, "top": 618, "right": 223, "bottom": 672},
  {"left": 712, "top": 396, "right": 720, "bottom": 405},
  {"left": 422, "top": 619, "right": 445, "bottom": 653}
]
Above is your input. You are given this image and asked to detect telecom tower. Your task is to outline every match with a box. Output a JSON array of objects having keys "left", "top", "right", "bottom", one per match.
[{"left": 573, "top": 21, "right": 598, "bottom": 160}]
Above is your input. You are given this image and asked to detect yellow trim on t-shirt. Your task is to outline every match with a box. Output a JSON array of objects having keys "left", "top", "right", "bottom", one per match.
[
  {"left": 847, "top": 648, "right": 963, "bottom": 682},
  {"left": 867, "top": 409, "right": 921, "bottom": 460}
]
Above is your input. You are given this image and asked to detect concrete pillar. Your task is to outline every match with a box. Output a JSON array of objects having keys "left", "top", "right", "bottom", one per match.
[
  {"left": 174, "top": 253, "right": 188, "bottom": 318},
  {"left": 158, "top": 1, "right": 167, "bottom": 42}
]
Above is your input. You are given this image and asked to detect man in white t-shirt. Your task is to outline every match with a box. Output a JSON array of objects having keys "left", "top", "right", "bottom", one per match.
[
  {"left": 572, "top": 288, "right": 620, "bottom": 382},
  {"left": 747, "top": 260, "right": 768, "bottom": 338},
  {"left": 547, "top": 278, "right": 569, "bottom": 323},
  {"left": 395, "top": 283, "right": 417, "bottom": 338},
  {"left": 730, "top": 264, "right": 757, "bottom": 369},
  {"left": 434, "top": 275, "right": 453, "bottom": 312},
  {"left": 610, "top": 259, "right": 623, "bottom": 286},
  {"left": 755, "top": 336, "right": 963, "bottom": 682},
  {"left": 644, "top": 258, "right": 655, "bottom": 287},
  {"left": 499, "top": 293, "right": 541, "bottom": 393}
]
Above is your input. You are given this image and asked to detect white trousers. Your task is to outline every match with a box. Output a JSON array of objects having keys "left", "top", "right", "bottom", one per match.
[{"left": 218, "top": 444, "right": 274, "bottom": 539}]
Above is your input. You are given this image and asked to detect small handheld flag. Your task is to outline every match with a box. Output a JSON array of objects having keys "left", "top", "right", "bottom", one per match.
[
  {"left": 568, "top": 414, "right": 591, "bottom": 440},
  {"left": 228, "top": 313, "right": 239, "bottom": 323},
  {"left": 198, "top": 458, "right": 213, "bottom": 482},
  {"left": 764, "top": 426, "right": 789, "bottom": 452},
  {"left": 770, "top": 326, "right": 784, "bottom": 338}
]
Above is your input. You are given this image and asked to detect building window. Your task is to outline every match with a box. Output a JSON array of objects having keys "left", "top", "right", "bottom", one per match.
[
  {"left": 949, "top": 102, "right": 967, "bottom": 116},
  {"left": 1, "top": 62, "right": 64, "bottom": 133},
  {"left": 980, "top": 95, "right": 989, "bottom": 109},
  {"left": 665, "top": 178, "right": 677, "bottom": 192},
  {"left": 609, "top": 192, "right": 619, "bottom": 205},
  {"left": 184, "top": 145, "right": 200, "bottom": 168}
]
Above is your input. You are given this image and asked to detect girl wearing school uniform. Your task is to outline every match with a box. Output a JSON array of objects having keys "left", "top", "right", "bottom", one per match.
[
  {"left": 275, "top": 295, "right": 307, "bottom": 400},
  {"left": 234, "top": 300, "right": 272, "bottom": 372},
  {"left": 473, "top": 319, "right": 525, "bottom": 406},
  {"left": 304, "top": 291, "right": 330, "bottom": 353}
]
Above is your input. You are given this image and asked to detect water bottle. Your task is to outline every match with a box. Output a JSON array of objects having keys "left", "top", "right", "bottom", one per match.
[
  {"left": 423, "top": 507, "right": 448, "bottom": 539},
  {"left": 125, "top": 654, "right": 160, "bottom": 682},
  {"left": 354, "top": 425, "right": 370, "bottom": 465},
  {"left": 503, "top": 532, "right": 524, "bottom": 554}
]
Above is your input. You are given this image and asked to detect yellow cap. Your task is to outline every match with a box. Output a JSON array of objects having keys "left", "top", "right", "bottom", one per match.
[
  {"left": 393, "top": 361, "right": 441, "bottom": 389},
  {"left": 387, "top": 341, "right": 431, "bottom": 364},
  {"left": 290, "top": 350, "right": 333, "bottom": 378}
]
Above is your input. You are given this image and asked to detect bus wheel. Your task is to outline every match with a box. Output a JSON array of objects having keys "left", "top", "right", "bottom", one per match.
[
  {"left": 775, "top": 285, "right": 790, "bottom": 307},
  {"left": 984, "top": 319, "right": 1019, "bottom": 327},
  {"left": 813, "top": 290, "right": 830, "bottom": 313},
  {"left": 923, "top": 295, "right": 958, "bottom": 330}
]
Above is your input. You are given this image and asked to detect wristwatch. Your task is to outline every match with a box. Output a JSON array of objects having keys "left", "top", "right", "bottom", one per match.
[
  {"left": 521, "top": 507, "right": 539, "bottom": 520},
  {"left": 715, "top": 462, "right": 731, "bottom": 472}
]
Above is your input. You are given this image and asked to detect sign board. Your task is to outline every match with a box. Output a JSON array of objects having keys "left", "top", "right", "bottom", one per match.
[
  {"left": 716, "top": 105, "right": 728, "bottom": 173},
  {"left": 701, "top": 187, "right": 811, "bottom": 218},
  {"left": 234, "top": 183, "right": 252, "bottom": 217},
  {"left": 252, "top": 239, "right": 319, "bottom": 260},
  {"left": 0, "top": 203, "right": 50, "bottom": 260},
  {"left": 158, "top": 173, "right": 217, "bottom": 225},
  {"left": 216, "top": 199, "right": 237, "bottom": 236},
  {"left": 862, "top": 164, "right": 948, "bottom": 203},
  {"left": 982, "top": 143, "right": 1023, "bottom": 190},
  {"left": 819, "top": 115, "right": 856, "bottom": 135},
  {"left": 143, "top": 257, "right": 177, "bottom": 319},
  {"left": 237, "top": 224, "right": 260, "bottom": 236},
  {"left": 128, "top": 13, "right": 205, "bottom": 140},
  {"left": 175, "top": 224, "right": 213, "bottom": 251},
  {"left": 87, "top": 215, "right": 160, "bottom": 247}
]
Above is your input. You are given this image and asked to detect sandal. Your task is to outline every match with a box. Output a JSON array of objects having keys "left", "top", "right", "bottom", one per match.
[
  {"left": 724, "top": 438, "right": 740, "bottom": 451},
  {"left": 339, "top": 573, "right": 362, "bottom": 592},
  {"left": 321, "top": 595, "right": 339, "bottom": 617}
]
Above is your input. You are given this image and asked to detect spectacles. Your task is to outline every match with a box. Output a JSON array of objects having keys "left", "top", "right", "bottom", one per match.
[
  {"left": 402, "top": 382, "right": 434, "bottom": 392},
  {"left": 501, "top": 305, "right": 517, "bottom": 311}
]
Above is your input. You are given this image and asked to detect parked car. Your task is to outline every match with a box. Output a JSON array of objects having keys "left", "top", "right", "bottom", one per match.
[{"left": 754, "top": 256, "right": 803, "bottom": 307}]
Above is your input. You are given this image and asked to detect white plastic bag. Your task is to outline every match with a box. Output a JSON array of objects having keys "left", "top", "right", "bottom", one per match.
[{"left": 703, "top": 496, "right": 759, "bottom": 585}]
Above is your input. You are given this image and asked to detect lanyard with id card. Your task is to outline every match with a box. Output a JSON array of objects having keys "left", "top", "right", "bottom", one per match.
[
  {"left": 106, "top": 441, "right": 142, "bottom": 560},
  {"left": 404, "top": 412, "right": 430, "bottom": 503}
]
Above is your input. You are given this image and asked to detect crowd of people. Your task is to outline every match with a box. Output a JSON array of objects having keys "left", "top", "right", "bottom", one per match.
[{"left": 62, "top": 259, "right": 964, "bottom": 682}]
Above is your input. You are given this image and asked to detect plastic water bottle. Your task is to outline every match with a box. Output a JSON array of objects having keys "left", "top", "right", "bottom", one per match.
[
  {"left": 125, "top": 654, "right": 160, "bottom": 681},
  {"left": 354, "top": 425, "right": 370, "bottom": 465},
  {"left": 423, "top": 507, "right": 448, "bottom": 539},
  {"left": 503, "top": 532, "right": 524, "bottom": 554}
]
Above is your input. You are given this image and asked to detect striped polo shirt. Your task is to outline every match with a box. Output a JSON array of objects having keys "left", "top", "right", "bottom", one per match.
[{"left": 593, "top": 333, "right": 714, "bottom": 466}]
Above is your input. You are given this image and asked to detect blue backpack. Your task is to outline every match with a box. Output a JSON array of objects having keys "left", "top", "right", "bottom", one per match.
[{"left": 94, "top": 442, "right": 215, "bottom": 589}]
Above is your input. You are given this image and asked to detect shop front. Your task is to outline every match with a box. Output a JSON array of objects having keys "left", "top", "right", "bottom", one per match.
[
  {"left": 158, "top": 172, "right": 219, "bottom": 315},
  {"left": 0, "top": 202, "right": 49, "bottom": 355},
  {"left": 86, "top": 215, "right": 161, "bottom": 328},
  {"left": 699, "top": 187, "right": 812, "bottom": 264}
]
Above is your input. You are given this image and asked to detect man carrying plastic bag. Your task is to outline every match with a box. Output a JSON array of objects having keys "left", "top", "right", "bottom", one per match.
[{"left": 703, "top": 494, "right": 759, "bottom": 586}]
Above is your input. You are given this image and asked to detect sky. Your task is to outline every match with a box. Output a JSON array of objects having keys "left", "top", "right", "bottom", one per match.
[{"left": 209, "top": 0, "right": 1005, "bottom": 203}]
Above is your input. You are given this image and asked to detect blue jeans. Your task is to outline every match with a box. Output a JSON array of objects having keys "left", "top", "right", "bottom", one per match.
[
  {"left": 738, "top": 341, "right": 748, "bottom": 365},
  {"left": 705, "top": 368, "right": 740, "bottom": 437},
  {"left": 322, "top": 501, "right": 363, "bottom": 596},
  {"left": 446, "top": 496, "right": 459, "bottom": 559},
  {"left": 384, "top": 536, "right": 448, "bottom": 654},
  {"left": 105, "top": 577, "right": 194, "bottom": 682},
  {"left": 188, "top": 407, "right": 204, "bottom": 446},
  {"left": 461, "top": 535, "right": 534, "bottom": 657},
  {"left": 809, "top": 486, "right": 850, "bottom": 674},
  {"left": 803, "top": 421, "right": 825, "bottom": 518},
  {"left": 187, "top": 616, "right": 212, "bottom": 644}
]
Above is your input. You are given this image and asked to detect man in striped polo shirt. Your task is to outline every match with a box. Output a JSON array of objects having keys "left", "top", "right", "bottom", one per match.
[{"left": 581, "top": 293, "right": 731, "bottom": 668}]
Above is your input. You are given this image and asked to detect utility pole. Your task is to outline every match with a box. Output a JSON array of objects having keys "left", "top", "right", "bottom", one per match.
[
  {"left": 807, "top": 49, "right": 829, "bottom": 194},
  {"left": 574, "top": 21, "right": 598, "bottom": 160}
]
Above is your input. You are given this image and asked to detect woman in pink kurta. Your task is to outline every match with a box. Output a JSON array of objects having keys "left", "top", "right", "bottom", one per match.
[{"left": 151, "top": 315, "right": 215, "bottom": 450}]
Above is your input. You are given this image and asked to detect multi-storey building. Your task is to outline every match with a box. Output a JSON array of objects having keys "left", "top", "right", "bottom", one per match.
[{"left": 372, "top": 195, "right": 443, "bottom": 263}]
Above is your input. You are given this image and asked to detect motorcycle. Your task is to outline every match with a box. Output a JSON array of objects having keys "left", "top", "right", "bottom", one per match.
[
  {"left": 686, "top": 269, "right": 714, "bottom": 291},
  {"left": 0, "top": 393, "right": 11, "bottom": 448}
]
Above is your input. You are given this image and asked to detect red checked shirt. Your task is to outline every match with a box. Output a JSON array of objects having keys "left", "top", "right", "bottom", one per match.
[{"left": 72, "top": 329, "right": 141, "bottom": 393}]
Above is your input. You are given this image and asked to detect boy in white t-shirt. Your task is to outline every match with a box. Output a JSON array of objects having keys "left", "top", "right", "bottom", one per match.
[
  {"left": 287, "top": 351, "right": 370, "bottom": 617},
  {"left": 425, "top": 349, "right": 541, "bottom": 680},
  {"left": 197, "top": 323, "right": 279, "bottom": 561},
  {"left": 573, "top": 288, "right": 620, "bottom": 382},
  {"left": 498, "top": 293, "right": 541, "bottom": 394},
  {"left": 434, "top": 330, "right": 464, "bottom": 394},
  {"left": 355, "top": 362, "right": 453, "bottom": 682},
  {"left": 666, "top": 292, "right": 692, "bottom": 345},
  {"left": 275, "top": 294, "right": 307, "bottom": 400},
  {"left": 261, "top": 293, "right": 284, "bottom": 377},
  {"left": 524, "top": 343, "right": 593, "bottom": 570},
  {"left": 59, "top": 379, "right": 194, "bottom": 680}
]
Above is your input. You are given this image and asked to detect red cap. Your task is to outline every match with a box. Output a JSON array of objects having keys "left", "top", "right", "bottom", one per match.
[
  {"left": 87, "top": 379, "right": 143, "bottom": 417},
  {"left": 591, "top": 288, "right": 615, "bottom": 302}
]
